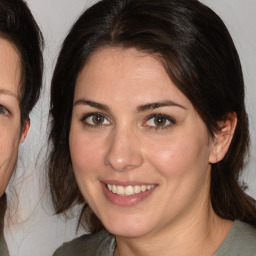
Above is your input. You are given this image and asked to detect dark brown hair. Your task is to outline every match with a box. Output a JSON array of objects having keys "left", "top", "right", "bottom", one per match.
[
  {"left": 0, "top": 0, "right": 44, "bottom": 127},
  {"left": 0, "top": 0, "right": 44, "bottom": 227},
  {"left": 48, "top": 0, "right": 256, "bottom": 233}
]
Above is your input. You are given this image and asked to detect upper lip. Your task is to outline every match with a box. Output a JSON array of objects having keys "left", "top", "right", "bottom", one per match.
[{"left": 101, "top": 180, "right": 157, "bottom": 186}]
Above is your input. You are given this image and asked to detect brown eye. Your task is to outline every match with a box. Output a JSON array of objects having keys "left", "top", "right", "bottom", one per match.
[
  {"left": 83, "top": 113, "right": 110, "bottom": 126},
  {"left": 144, "top": 114, "right": 175, "bottom": 129},
  {"left": 92, "top": 114, "right": 105, "bottom": 125},
  {"left": 154, "top": 116, "right": 167, "bottom": 126}
]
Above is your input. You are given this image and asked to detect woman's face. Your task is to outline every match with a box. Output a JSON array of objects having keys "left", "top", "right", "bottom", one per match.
[
  {"left": 69, "top": 47, "right": 217, "bottom": 238},
  {"left": 0, "top": 39, "right": 27, "bottom": 196}
]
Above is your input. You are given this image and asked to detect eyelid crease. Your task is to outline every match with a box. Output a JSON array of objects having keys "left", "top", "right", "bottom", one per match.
[
  {"left": 80, "top": 112, "right": 105, "bottom": 120},
  {"left": 146, "top": 113, "right": 176, "bottom": 123}
]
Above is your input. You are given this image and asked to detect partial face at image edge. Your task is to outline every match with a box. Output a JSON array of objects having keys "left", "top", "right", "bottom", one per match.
[{"left": 0, "top": 38, "right": 29, "bottom": 197}]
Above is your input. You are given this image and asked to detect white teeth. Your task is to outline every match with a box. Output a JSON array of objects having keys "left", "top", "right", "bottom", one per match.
[
  {"left": 116, "top": 186, "right": 124, "bottom": 195},
  {"left": 106, "top": 184, "right": 155, "bottom": 196},
  {"left": 134, "top": 185, "right": 141, "bottom": 194},
  {"left": 125, "top": 186, "right": 134, "bottom": 195},
  {"left": 112, "top": 185, "right": 117, "bottom": 193}
]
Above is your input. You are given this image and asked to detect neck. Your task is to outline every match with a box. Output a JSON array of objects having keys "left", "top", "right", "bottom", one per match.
[{"left": 115, "top": 202, "right": 233, "bottom": 256}]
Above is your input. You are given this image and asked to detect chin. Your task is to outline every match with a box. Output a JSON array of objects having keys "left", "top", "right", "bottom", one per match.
[
  {"left": 108, "top": 226, "right": 148, "bottom": 238},
  {"left": 102, "top": 214, "right": 152, "bottom": 238}
]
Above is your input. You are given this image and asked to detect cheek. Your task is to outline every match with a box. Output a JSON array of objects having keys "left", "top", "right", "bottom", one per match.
[
  {"left": 0, "top": 126, "right": 20, "bottom": 159},
  {"left": 142, "top": 132, "right": 212, "bottom": 219},
  {"left": 144, "top": 129, "right": 211, "bottom": 180},
  {"left": 69, "top": 127, "right": 103, "bottom": 178},
  {"left": 69, "top": 127, "right": 107, "bottom": 210},
  {"left": 0, "top": 127, "right": 20, "bottom": 195}
]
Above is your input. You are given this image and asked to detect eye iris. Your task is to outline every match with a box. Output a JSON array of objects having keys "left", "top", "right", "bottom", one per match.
[
  {"left": 0, "top": 106, "right": 7, "bottom": 114},
  {"left": 93, "top": 114, "right": 104, "bottom": 124},
  {"left": 154, "top": 116, "right": 166, "bottom": 126}
]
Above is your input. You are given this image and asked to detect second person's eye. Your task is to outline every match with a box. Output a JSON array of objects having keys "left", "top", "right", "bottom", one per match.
[{"left": 0, "top": 105, "right": 10, "bottom": 116}]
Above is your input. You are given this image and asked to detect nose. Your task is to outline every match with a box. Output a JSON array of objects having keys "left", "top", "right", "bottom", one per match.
[{"left": 104, "top": 127, "right": 143, "bottom": 172}]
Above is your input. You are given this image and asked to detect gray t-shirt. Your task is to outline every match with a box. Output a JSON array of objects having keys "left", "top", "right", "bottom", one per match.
[
  {"left": 53, "top": 220, "right": 256, "bottom": 256},
  {"left": 213, "top": 221, "right": 256, "bottom": 256}
]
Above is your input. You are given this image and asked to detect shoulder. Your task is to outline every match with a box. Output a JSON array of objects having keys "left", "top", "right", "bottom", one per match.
[
  {"left": 231, "top": 221, "right": 256, "bottom": 248},
  {"left": 52, "top": 230, "right": 115, "bottom": 256},
  {"left": 215, "top": 220, "right": 256, "bottom": 256}
]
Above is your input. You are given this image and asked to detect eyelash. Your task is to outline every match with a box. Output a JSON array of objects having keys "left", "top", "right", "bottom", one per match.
[
  {"left": 0, "top": 104, "right": 10, "bottom": 116},
  {"left": 80, "top": 112, "right": 175, "bottom": 130}
]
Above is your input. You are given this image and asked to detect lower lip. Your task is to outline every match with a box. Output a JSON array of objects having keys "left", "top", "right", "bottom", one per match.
[{"left": 101, "top": 183, "right": 157, "bottom": 207}]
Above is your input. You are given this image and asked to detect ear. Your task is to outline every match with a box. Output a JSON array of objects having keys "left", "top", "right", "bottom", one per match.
[
  {"left": 19, "top": 120, "right": 30, "bottom": 143},
  {"left": 209, "top": 113, "right": 237, "bottom": 164}
]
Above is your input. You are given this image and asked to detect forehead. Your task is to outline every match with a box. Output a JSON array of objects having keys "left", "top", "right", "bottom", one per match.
[
  {"left": 75, "top": 47, "right": 192, "bottom": 109},
  {"left": 0, "top": 38, "right": 21, "bottom": 99}
]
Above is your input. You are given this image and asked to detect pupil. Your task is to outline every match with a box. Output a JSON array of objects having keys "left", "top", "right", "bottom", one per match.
[
  {"left": 154, "top": 116, "right": 166, "bottom": 126},
  {"left": 93, "top": 115, "right": 103, "bottom": 124}
]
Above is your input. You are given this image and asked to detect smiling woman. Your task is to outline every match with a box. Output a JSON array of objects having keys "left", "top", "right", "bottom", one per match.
[
  {"left": 0, "top": 0, "right": 43, "bottom": 255},
  {"left": 48, "top": 0, "right": 256, "bottom": 255},
  {"left": 69, "top": 47, "right": 220, "bottom": 236}
]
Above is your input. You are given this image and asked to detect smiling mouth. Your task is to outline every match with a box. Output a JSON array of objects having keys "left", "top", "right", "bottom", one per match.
[{"left": 106, "top": 184, "right": 155, "bottom": 196}]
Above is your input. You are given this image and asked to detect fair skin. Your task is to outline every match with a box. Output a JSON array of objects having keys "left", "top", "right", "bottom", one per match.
[
  {"left": 69, "top": 47, "right": 236, "bottom": 256},
  {"left": 0, "top": 38, "right": 29, "bottom": 197}
]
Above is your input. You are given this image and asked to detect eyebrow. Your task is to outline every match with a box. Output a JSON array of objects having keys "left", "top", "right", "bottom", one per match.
[
  {"left": 73, "top": 99, "right": 110, "bottom": 112},
  {"left": 74, "top": 99, "right": 186, "bottom": 113},
  {"left": 137, "top": 100, "right": 186, "bottom": 112},
  {"left": 0, "top": 89, "right": 18, "bottom": 99}
]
